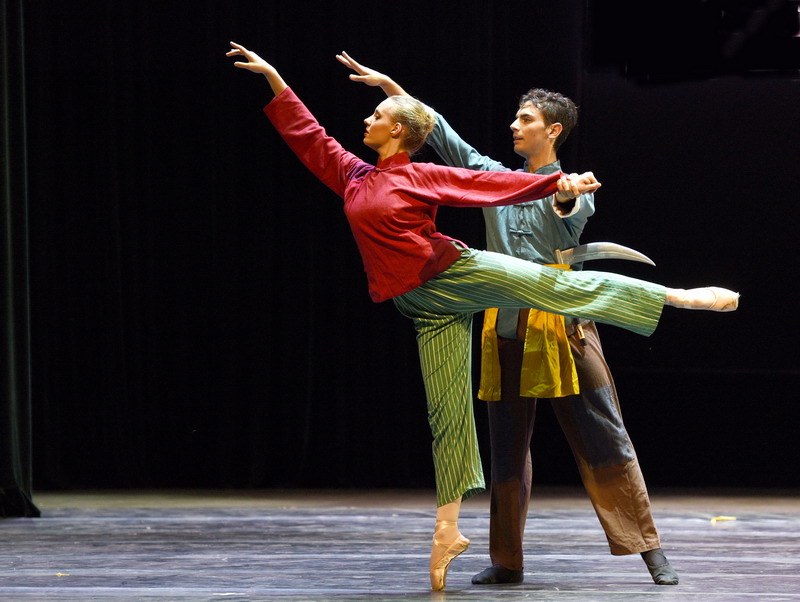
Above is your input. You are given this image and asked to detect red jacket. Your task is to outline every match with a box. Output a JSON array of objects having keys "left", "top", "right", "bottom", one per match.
[{"left": 264, "top": 87, "right": 562, "bottom": 302}]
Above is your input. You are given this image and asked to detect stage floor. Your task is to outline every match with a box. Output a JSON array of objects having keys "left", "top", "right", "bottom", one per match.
[{"left": 2, "top": 488, "right": 799, "bottom": 600}]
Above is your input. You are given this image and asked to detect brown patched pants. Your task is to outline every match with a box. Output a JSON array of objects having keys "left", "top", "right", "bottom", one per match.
[{"left": 486, "top": 318, "right": 661, "bottom": 570}]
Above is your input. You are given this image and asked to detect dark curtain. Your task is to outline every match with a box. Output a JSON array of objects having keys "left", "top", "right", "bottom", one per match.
[
  {"left": 23, "top": 1, "right": 588, "bottom": 491},
  {"left": 21, "top": 1, "right": 800, "bottom": 492},
  {"left": 1, "top": 0, "right": 40, "bottom": 517}
]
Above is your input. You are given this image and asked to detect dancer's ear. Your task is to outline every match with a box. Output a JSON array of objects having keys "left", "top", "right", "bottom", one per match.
[{"left": 548, "top": 122, "right": 563, "bottom": 140}]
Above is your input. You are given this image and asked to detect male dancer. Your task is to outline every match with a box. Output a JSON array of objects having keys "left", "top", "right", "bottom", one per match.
[{"left": 338, "top": 52, "right": 679, "bottom": 586}]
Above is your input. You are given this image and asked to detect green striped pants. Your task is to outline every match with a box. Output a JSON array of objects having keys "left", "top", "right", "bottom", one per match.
[{"left": 393, "top": 247, "right": 666, "bottom": 507}]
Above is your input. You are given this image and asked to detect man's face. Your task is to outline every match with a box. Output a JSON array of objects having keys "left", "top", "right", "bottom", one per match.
[{"left": 509, "top": 102, "right": 558, "bottom": 159}]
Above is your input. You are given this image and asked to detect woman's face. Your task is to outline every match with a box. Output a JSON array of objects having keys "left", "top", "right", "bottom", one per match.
[{"left": 363, "top": 98, "right": 400, "bottom": 151}]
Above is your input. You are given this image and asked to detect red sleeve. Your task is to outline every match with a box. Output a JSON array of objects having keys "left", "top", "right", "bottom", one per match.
[
  {"left": 405, "top": 162, "right": 562, "bottom": 207},
  {"left": 263, "top": 87, "right": 367, "bottom": 198}
]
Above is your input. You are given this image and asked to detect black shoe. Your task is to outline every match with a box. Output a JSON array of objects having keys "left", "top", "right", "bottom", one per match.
[
  {"left": 641, "top": 548, "right": 679, "bottom": 585},
  {"left": 471, "top": 564, "right": 524, "bottom": 584}
]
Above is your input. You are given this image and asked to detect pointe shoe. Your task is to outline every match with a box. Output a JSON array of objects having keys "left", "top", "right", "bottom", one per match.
[
  {"left": 430, "top": 520, "right": 470, "bottom": 591},
  {"left": 669, "top": 287, "right": 739, "bottom": 312}
]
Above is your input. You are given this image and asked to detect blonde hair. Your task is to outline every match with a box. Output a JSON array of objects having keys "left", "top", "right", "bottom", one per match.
[{"left": 386, "top": 95, "right": 435, "bottom": 155}]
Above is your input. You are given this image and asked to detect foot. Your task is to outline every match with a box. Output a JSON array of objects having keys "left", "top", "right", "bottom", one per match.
[
  {"left": 666, "top": 287, "right": 739, "bottom": 312},
  {"left": 471, "top": 564, "right": 524, "bottom": 584},
  {"left": 430, "top": 520, "right": 470, "bottom": 591},
  {"left": 641, "top": 548, "right": 679, "bottom": 585}
]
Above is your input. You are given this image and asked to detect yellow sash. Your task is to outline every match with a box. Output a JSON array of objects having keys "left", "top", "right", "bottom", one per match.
[{"left": 477, "top": 264, "right": 580, "bottom": 401}]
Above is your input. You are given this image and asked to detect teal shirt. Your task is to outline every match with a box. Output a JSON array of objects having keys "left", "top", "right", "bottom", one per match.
[{"left": 426, "top": 111, "right": 595, "bottom": 265}]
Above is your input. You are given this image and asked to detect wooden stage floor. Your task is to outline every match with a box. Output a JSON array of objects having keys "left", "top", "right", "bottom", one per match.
[{"left": 1, "top": 488, "right": 799, "bottom": 600}]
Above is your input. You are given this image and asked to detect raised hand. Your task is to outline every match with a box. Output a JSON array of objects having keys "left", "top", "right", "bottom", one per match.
[
  {"left": 336, "top": 51, "right": 408, "bottom": 97},
  {"left": 227, "top": 42, "right": 287, "bottom": 95},
  {"left": 336, "top": 51, "right": 389, "bottom": 86}
]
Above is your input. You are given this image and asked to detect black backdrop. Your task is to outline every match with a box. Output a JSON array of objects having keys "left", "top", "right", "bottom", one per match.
[{"left": 21, "top": 1, "right": 800, "bottom": 493}]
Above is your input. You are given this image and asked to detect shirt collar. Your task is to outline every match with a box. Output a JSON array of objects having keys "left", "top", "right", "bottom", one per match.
[
  {"left": 523, "top": 159, "right": 562, "bottom": 175},
  {"left": 376, "top": 152, "right": 412, "bottom": 170}
]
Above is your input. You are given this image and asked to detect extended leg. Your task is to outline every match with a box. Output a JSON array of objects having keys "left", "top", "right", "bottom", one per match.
[
  {"left": 403, "top": 249, "right": 667, "bottom": 337},
  {"left": 402, "top": 249, "right": 737, "bottom": 339}
]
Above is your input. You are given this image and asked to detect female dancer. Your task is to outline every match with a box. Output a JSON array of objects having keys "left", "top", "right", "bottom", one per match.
[{"left": 226, "top": 42, "right": 738, "bottom": 591}]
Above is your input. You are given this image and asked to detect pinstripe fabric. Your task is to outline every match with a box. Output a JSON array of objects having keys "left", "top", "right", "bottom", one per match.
[
  {"left": 393, "top": 247, "right": 666, "bottom": 507},
  {"left": 392, "top": 303, "right": 486, "bottom": 507}
]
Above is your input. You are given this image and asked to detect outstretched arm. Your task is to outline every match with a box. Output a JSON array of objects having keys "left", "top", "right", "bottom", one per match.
[
  {"left": 226, "top": 41, "right": 287, "bottom": 97},
  {"left": 413, "top": 165, "right": 599, "bottom": 208},
  {"left": 336, "top": 51, "right": 408, "bottom": 97},
  {"left": 338, "top": 52, "right": 507, "bottom": 173},
  {"left": 228, "top": 42, "right": 364, "bottom": 199}
]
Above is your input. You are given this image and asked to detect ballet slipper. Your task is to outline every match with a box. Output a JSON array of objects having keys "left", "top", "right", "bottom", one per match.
[
  {"left": 667, "top": 287, "right": 739, "bottom": 312},
  {"left": 430, "top": 520, "right": 470, "bottom": 591},
  {"left": 641, "top": 548, "right": 679, "bottom": 585}
]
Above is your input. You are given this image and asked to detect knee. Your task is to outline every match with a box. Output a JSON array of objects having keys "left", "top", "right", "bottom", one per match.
[{"left": 581, "top": 439, "right": 636, "bottom": 468}]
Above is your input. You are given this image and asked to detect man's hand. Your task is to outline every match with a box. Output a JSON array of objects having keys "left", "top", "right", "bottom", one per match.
[
  {"left": 336, "top": 51, "right": 408, "bottom": 97},
  {"left": 555, "top": 171, "right": 600, "bottom": 202}
]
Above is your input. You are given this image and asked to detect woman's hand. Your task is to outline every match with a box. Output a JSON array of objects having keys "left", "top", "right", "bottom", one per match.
[
  {"left": 336, "top": 51, "right": 408, "bottom": 97},
  {"left": 227, "top": 42, "right": 287, "bottom": 96},
  {"left": 555, "top": 172, "right": 601, "bottom": 202}
]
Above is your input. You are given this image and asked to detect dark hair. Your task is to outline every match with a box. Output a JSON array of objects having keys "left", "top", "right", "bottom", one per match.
[{"left": 519, "top": 89, "right": 578, "bottom": 151}]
